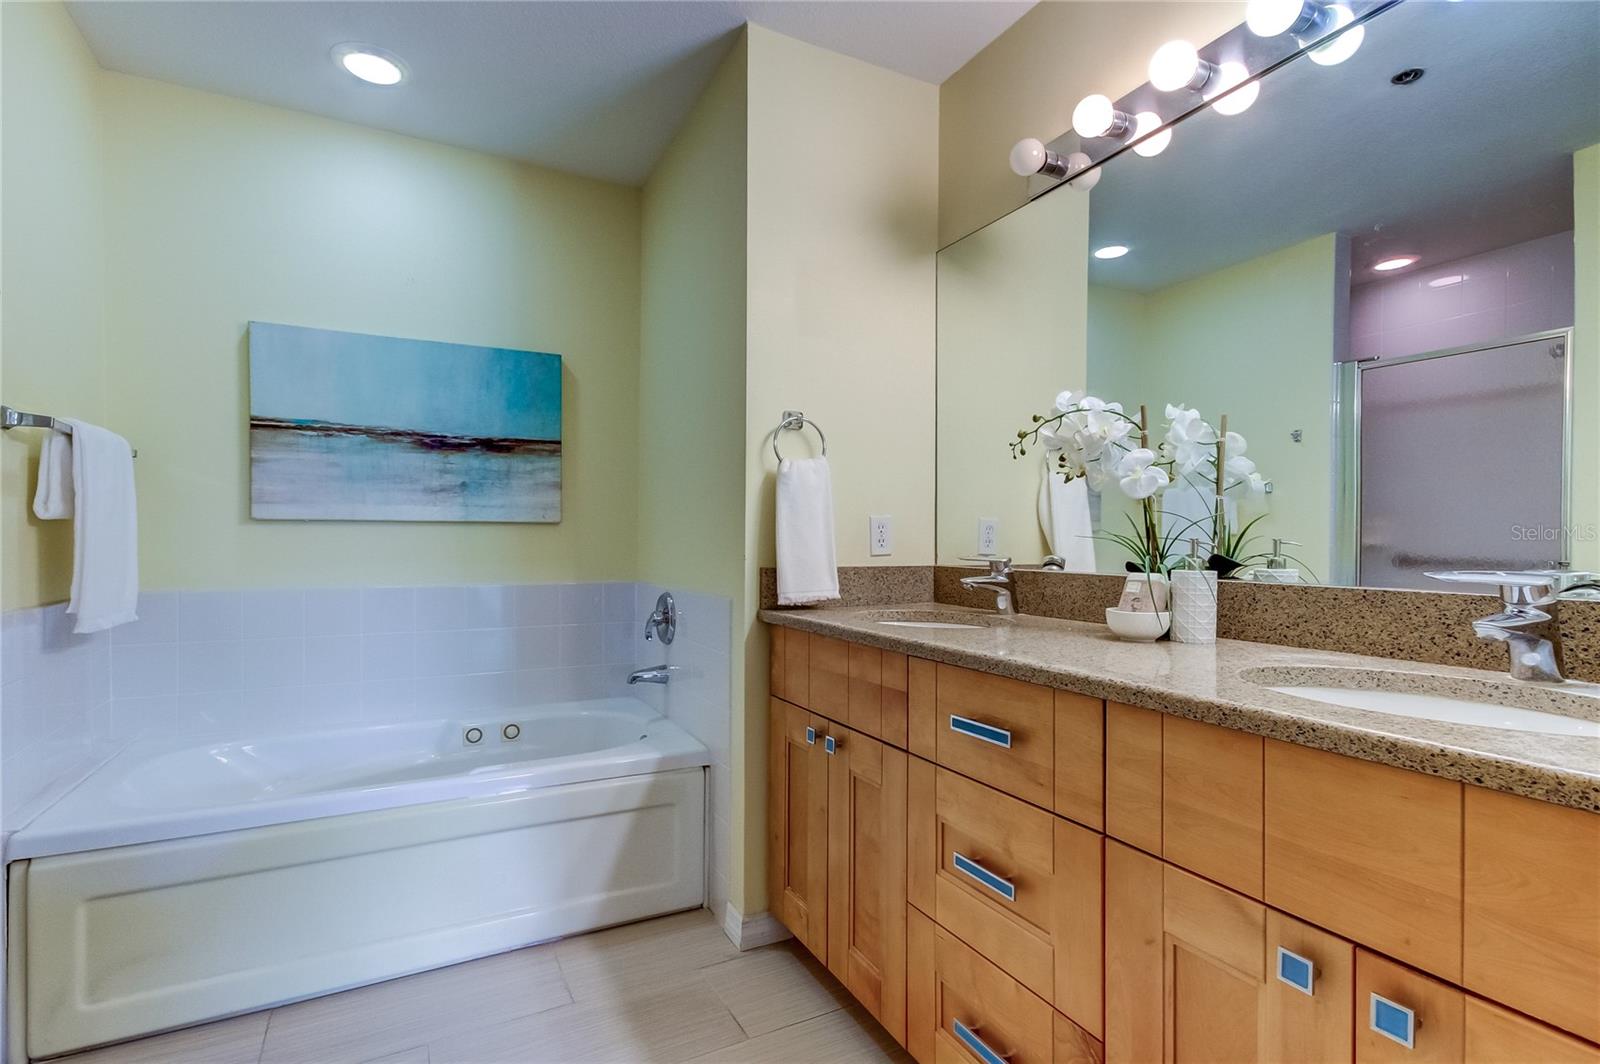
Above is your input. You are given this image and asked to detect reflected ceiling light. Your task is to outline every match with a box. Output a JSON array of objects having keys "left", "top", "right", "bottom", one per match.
[
  {"left": 1094, "top": 245, "right": 1130, "bottom": 260},
  {"left": 333, "top": 44, "right": 406, "bottom": 85},
  {"left": 1374, "top": 256, "right": 1418, "bottom": 272},
  {"left": 1149, "top": 40, "right": 1218, "bottom": 92},
  {"left": 1206, "top": 61, "right": 1261, "bottom": 116},
  {"left": 1307, "top": 4, "right": 1364, "bottom": 65},
  {"left": 1073, "top": 94, "right": 1135, "bottom": 140},
  {"left": 1428, "top": 274, "right": 1465, "bottom": 288},
  {"left": 1131, "top": 112, "right": 1173, "bottom": 157}
]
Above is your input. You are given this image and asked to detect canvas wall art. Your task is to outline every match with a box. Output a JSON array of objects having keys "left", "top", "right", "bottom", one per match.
[{"left": 248, "top": 322, "right": 562, "bottom": 522}]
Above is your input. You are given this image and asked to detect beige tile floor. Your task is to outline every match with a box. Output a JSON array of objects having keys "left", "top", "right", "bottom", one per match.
[{"left": 52, "top": 910, "right": 914, "bottom": 1064}]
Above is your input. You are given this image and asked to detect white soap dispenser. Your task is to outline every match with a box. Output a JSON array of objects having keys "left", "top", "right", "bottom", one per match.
[
  {"left": 1170, "top": 538, "right": 1217, "bottom": 645},
  {"left": 1258, "top": 538, "right": 1303, "bottom": 584}
]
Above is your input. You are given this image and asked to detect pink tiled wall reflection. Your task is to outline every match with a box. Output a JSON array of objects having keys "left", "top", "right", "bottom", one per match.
[{"left": 1347, "top": 231, "right": 1573, "bottom": 362}]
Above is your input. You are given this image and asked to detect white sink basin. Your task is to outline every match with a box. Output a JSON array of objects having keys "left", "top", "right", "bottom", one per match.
[{"left": 1266, "top": 685, "right": 1600, "bottom": 738}]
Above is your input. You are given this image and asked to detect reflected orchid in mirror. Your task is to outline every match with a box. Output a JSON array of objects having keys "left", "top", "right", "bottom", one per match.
[{"left": 1115, "top": 448, "right": 1168, "bottom": 499}]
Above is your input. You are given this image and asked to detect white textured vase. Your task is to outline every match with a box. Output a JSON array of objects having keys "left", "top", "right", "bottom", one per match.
[{"left": 1170, "top": 569, "right": 1218, "bottom": 644}]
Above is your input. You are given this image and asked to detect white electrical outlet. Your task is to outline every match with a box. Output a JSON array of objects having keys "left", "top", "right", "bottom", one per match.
[
  {"left": 869, "top": 514, "right": 893, "bottom": 557},
  {"left": 977, "top": 518, "right": 999, "bottom": 555}
]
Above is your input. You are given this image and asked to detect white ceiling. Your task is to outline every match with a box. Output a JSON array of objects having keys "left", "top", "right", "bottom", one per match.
[{"left": 67, "top": 0, "right": 1033, "bottom": 186}]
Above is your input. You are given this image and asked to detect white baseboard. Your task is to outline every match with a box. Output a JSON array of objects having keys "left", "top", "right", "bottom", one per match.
[{"left": 718, "top": 901, "right": 791, "bottom": 951}]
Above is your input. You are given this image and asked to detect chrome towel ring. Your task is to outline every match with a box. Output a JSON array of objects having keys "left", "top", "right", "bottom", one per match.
[{"left": 772, "top": 409, "right": 827, "bottom": 461}]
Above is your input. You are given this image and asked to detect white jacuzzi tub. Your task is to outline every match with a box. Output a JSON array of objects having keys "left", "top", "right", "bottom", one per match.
[{"left": 9, "top": 698, "right": 710, "bottom": 1058}]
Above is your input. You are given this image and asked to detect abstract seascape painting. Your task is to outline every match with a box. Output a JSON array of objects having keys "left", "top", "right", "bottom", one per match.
[{"left": 248, "top": 322, "right": 561, "bottom": 522}]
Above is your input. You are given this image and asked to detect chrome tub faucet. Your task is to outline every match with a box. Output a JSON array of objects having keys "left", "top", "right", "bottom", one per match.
[{"left": 628, "top": 665, "right": 678, "bottom": 685}]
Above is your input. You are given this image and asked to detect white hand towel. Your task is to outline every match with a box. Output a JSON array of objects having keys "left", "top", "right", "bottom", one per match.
[
  {"left": 1038, "top": 459, "right": 1096, "bottom": 572},
  {"left": 33, "top": 431, "right": 75, "bottom": 520},
  {"left": 776, "top": 457, "right": 840, "bottom": 606},
  {"left": 61, "top": 420, "right": 139, "bottom": 634}
]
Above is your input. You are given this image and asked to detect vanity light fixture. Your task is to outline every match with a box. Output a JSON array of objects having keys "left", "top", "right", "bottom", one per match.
[
  {"left": 1149, "top": 40, "right": 1219, "bottom": 93},
  {"left": 1009, "top": 137, "right": 1070, "bottom": 178},
  {"left": 333, "top": 44, "right": 406, "bottom": 86},
  {"left": 1094, "top": 245, "right": 1130, "bottom": 260},
  {"left": 1306, "top": 4, "right": 1365, "bottom": 66},
  {"left": 1073, "top": 94, "right": 1135, "bottom": 140},
  {"left": 1373, "top": 255, "right": 1419, "bottom": 272},
  {"left": 1131, "top": 112, "right": 1173, "bottom": 157},
  {"left": 1207, "top": 61, "right": 1262, "bottom": 116},
  {"left": 1245, "top": 0, "right": 1363, "bottom": 65}
]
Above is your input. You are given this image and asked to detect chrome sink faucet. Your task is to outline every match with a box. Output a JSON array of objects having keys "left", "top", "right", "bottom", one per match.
[
  {"left": 1427, "top": 570, "right": 1599, "bottom": 683},
  {"left": 960, "top": 556, "right": 1016, "bottom": 615}
]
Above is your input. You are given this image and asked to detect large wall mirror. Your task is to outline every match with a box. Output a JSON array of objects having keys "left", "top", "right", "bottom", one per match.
[{"left": 936, "top": 0, "right": 1600, "bottom": 591}]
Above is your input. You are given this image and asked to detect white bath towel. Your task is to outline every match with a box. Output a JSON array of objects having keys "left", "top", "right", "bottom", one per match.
[
  {"left": 1038, "top": 460, "right": 1096, "bottom": 572},
  {"left": 776, "top": 457, "right": 840, "bottom": 606},
  {"left": 61, "top": 420, "right": 139, "bottom": 634},
  {"left": 32, "top": 431, "right": 75, "bottom": 520}
]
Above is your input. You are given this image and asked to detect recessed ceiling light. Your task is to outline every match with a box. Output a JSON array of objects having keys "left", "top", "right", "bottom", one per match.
[
  {"left": 333, "top": 44, "right": 406, "bottom": 86},
  {"left": 1094, "top": 245, "right": 1130, "bottom": 260},
  {"left": 1428, "top": 274, "right": 1465, "bottom": 288},
  {"left": 1373, "top": 255, "right": 1418, "bottom": 272}
]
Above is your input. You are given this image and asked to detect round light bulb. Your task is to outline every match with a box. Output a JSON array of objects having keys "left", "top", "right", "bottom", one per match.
[
  {"left": 1206, "top": 61, "right": 1261, "bottom": 116},
  {"left": 1149, "top": 40, "right": 1203, "bottom": 92},
  {"left": 1373, "top": 255, "right": 1418, "bottom": 272},
  {"left": 334, "top": 45, "right": 405, "bottom": 85},
  {"left": 1065, "top": 151, "right": 1102, "bottom": 192},
  {"left": 1246, "top": 0, "right": 1311, "bottom": 37},
  {"left": 1072, "top": 94, "right": 1116, "bottom": 138},
  {"left": 1093, "top": 245, "right": 1130, "bottom": 260},
  {"left": 1010, "top": 137, "right": 1047, "bottom": 176},
  {"left": 1131, "top": 112, "right": 1172, "bottom": 157},
  {"left": 1307, "top": 4, "right": 1364, "bottom": 65}
]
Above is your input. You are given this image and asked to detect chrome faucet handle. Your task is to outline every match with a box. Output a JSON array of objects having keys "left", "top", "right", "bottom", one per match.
[
  {"left": 1425, "top": 570, "right": 1559, "bottom": 605},
  {"left": 960, "top": 556, "right": 1013, "bottom": 577}
]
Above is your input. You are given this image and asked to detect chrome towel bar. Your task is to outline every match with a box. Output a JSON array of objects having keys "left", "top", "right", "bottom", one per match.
[{"left": 2, "top": 405, "right": 137, "bottom": 457}]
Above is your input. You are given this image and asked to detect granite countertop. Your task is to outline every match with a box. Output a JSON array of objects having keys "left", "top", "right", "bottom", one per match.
[{"left": 760, "top": 603, "right": 1600, "bottom": 812}]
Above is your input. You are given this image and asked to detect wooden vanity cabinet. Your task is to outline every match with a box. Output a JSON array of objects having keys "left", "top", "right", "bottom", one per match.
[
  {"left": 908, "top": 760, "right": 1103, "bottom": 1036},
  {"left": 1105, "top": 840, "right": 1354, "bottom": 1064},
  {"left": 768, "top": 693, "right": 907, "bottom": 1044}
]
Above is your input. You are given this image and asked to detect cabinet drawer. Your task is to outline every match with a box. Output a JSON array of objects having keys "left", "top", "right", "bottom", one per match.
[
  {"left": 907, "top": 906, "right": 1098, "bottom": 1064},
  {"left": 1464, "top": 996, "right": 1600, "bottom": 1063},
  {"left": 808, "top": 634, "right": 851, "bottom": 721},
  {"left": 1266, "top": 740, "right": 1463, "bottom": 981},
  {"left": 1465, "top": 786, "right": 1600, "bottom": 1043},
  {"left": 928, "top": 664, "right": 1055, "bottom": 808},
  {"left": 1356, "top": 950, "right": 1464, "bottom": 1063},
  {"left": 909, "top": 764, "right": 1102, "bottom": 1036}
]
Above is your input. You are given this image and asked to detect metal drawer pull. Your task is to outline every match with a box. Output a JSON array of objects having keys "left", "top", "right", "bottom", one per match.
[
  {"left": 805, "top": 726, "right": 816, "bottom": 746},
  {"left": 953, "top": 852, "right": 1016, "bottom": 902},
  {"left": 1275, "top": 946, "right": 1315, "bottom": 995},
  {"left": 953, "top": 1019, "right": 1012, "bottom": 1064},
  {"left": 824, "top": 734, "right": 839, "bottom": 755},
  {"left": 1370, "top": 993, "right": 1417, "bottom": 1050},
  {"left": 949, "top": 714, "right": 1012, "bottom": 748}
]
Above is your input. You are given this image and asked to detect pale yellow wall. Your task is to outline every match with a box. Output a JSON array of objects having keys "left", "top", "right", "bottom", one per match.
[
  {"left": 1089, "top": 234, "right": 1340, "bottom": 576},
  {"left": 738, "top": 24, "right": 939, "bottom": 912},
  {"left": 1, "top": 2, "right": 108, "bottom": 609},
  {"left": 935, "top": 187, "right": 1089, "bottom": 563},
  {"left": 938, "top": 1, "right": 1243, "bottom": 247},
  {"left": 1573, "top": 143, "right": 1599, "bottom": 572},
  {"left": 639, "top": 35, "right": 749, "bottom": 599},
  {"left": 95, "top": 73, "right": 642, "bottom": 590}
]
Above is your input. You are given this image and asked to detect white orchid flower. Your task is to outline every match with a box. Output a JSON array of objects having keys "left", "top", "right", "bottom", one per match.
[
  {"left": 1224, "top": 431, "right": 1247, "bottom": 457},
  {"left": 1163, "top": 404, "right": 1219, "bottom": 474},
  {"left": 1115, "top": 448, "right": 1168, "bottom": 499},
  {"left": 1054, "top": 390, "right": 1079, "bottom": 413},
  {"left": 1084, "top": 454, "right": 1115, "bottom": 493}
]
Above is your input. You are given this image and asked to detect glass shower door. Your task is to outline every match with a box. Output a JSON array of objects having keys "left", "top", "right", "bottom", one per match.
[{"left": 1358, "top": 333, "right": 1569, "bottom": 590}]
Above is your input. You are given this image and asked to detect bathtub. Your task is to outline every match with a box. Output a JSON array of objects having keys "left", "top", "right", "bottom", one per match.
[{"left": 7, "top": 698, "right": 710, "bottom": 1059}]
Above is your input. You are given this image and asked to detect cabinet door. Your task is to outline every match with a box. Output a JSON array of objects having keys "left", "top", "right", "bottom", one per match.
[
  {"left": 826, "top": 725, "right": 908, "bottom": 1045},
  {"left": 768, "top": 697, "right": 829, "bottom": 961},
  {"left": 1105, "top": 841, "right": 1353, "bottom": 1064},
  {"left": 1464, "top": 997, "right": 1600, "bottom": 1064}
]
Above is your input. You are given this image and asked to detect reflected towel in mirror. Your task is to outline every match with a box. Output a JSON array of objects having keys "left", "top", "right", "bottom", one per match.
[{"left": 1038, "top": 459, "right": 1095, "bottom": 572}]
